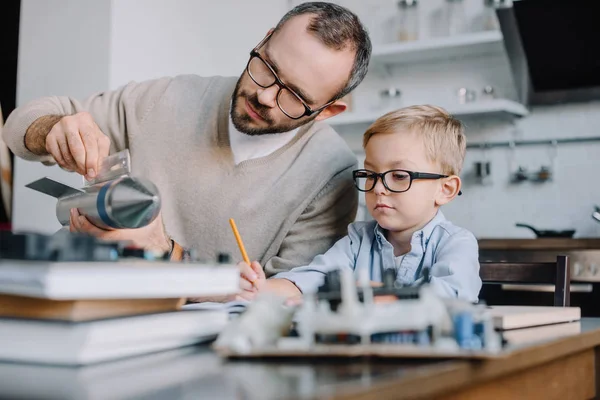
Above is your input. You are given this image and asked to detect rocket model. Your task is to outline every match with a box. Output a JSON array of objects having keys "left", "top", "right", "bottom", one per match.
[{"left": 25, "top": 150, "right": 161, "bottom": 230}]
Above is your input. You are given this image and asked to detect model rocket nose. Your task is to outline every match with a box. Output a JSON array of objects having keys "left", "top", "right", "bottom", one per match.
[{"left": 107, "top": 177, "right": 161, "bottom": 229}]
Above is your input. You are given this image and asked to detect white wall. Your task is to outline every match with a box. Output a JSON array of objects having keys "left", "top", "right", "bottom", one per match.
[
  {"left": 13, "top": 0, "right": 112, "bottom": 233},
  {"left": 109, "top": 0, "right": 288, "bottom": 88}
]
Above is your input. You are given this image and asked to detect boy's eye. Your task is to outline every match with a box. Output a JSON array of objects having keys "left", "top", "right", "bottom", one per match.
[{"left": 391, "top": 172, "right": 410, "bottom": 181}]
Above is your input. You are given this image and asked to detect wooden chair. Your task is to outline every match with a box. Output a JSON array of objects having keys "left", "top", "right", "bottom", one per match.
[{"left": 479, "top": 255, "right": 570, "bottom": 307}]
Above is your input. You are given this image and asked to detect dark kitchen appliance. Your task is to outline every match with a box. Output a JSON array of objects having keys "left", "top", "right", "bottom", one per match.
[
  {"left": 515, "top": 223, "right": 575, "bottom": 239},
  {"left": 497, "top": 0, "right": 600, "bottom": 106}
]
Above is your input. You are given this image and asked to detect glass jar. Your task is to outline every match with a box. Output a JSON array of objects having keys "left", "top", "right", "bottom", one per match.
[
  {"left": 378, "top": 87, "right": 402, "bottom": 112},
  {"left": 457, "top": 87, "right": 477, "bottom": 104},
  {"left": 391, "top": 0, "right": 419, "bottom": 42},
  {"left": 481, "top": 0, "right": 506, "bottom": 31},
  {"left": 443, "top": 0, "right": 467, "bottom": 36}
]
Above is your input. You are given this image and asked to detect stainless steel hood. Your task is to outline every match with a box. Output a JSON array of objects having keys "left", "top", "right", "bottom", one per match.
[{"left": 496, "top": 0, "right": 600, "bottom": 106}]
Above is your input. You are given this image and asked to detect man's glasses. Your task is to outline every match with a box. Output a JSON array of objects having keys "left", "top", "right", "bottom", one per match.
[
  {"left": 246, "top": 32, "right": 336, "bottom": 120},
  {"left": 353, "top": 169, "right": 461, "bottom": 194}
]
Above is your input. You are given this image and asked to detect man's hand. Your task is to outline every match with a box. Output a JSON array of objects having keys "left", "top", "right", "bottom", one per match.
[
  {"left": 27, "top": 112, "right": 111, "bottom": 180},
  {"left": 236, "top": 261, "right": 266, "bottom": 301},
  {"left": 69, "top": 208, "right": 171, "bottom": 252}
]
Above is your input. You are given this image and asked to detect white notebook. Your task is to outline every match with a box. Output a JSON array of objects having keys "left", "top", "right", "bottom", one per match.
[
  {"left": 488, "top": 306, "right": 581, "bottom": 330},
  {"left": 0, "top": 260, "right": 239, "bottom": 299},
  {"left": 0, "top": 347, "right": 225, "bottom": 400},
  {"left": 0, "top": 346, "right": 238, "bottom": 400},
  {"left": 502, "top": 321, "right": 581, "bottom": 346},
  {"left": 0, "top": 309, "right": 227, "bottom": 365}
]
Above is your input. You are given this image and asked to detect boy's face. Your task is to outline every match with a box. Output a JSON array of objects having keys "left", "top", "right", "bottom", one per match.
[{"left": 363, "top": 132, "right": 446, "bottom": 233}]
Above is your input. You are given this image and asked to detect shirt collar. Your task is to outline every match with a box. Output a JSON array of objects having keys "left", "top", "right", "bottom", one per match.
[{"left": 373, "top": 210, "right": 447, "bottom": 249}]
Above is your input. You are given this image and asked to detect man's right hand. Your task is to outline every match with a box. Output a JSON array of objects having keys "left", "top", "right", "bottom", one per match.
[{"left": 42, "top": 112, "right": 110, "bottom": 179}]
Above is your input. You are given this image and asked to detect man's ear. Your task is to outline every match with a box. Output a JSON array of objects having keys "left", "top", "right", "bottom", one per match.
[
  {"left": 435, "top": 175, "right": 461, "bottom": 206},
  {"left": 315, "top": 100, "right": 348, "bottom": 121}
]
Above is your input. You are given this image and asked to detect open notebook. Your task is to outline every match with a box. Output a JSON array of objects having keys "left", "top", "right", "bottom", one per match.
[{"left": 183, "top": 300, "right": 249, "bottom": 315}]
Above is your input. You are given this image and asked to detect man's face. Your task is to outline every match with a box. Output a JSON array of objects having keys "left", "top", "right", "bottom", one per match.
[{"left": 231, "top": 15, "right": 355, "bottom": 135}]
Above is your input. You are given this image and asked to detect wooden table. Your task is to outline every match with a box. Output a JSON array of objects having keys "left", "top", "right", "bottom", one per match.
[
  {"left": 1, "top": 319, "right": 600, "bottom": 399},
  {"left": 478, "top": 238, "right": 600, "bottom": 251}
]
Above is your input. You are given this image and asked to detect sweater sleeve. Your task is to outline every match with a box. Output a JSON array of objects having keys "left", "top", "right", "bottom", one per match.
[
  {"left": 2, "top": 77, "right": 173, "bottom": 163},
  {"left": 263, "top": 163, "right": 358, "bottom": 276}
]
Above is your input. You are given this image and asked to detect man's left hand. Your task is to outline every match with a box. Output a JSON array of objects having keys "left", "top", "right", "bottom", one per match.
[{"left": 69, "top": 208, "right": 171, "bottom": 252}]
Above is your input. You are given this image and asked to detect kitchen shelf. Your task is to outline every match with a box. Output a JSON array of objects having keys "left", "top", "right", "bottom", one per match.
[
  {"left": 371, "top": 30, "right": 505, "bottom": 66},
  {"left": 329, "top": 99, "right": 529, "bottom": 127}
]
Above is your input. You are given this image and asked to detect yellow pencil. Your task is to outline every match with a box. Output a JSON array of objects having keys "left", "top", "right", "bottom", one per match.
[
  {"left": 229, "top": 217, "right": 251, "bottom": 266},
  {"left": 229, "top": 218, "right": 256, "bottom": 287}
]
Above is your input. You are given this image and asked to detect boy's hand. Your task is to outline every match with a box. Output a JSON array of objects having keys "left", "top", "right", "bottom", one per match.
[{"left": 237, "top": 260, "right": 266, "bottom": 301}]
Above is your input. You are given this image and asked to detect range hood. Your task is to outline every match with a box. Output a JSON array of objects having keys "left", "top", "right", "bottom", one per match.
[{"left": 496, "top": 0, "right": 600, "bottom": 106}]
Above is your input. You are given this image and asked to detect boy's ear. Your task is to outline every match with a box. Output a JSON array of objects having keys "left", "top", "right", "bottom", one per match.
[{"left": 435, "top": 175, "right": 461, "bottom": 206}]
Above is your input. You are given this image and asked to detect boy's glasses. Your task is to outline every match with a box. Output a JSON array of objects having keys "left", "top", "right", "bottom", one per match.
[{"left": 353, "top": 169, "right": 461, "bottom": 195}]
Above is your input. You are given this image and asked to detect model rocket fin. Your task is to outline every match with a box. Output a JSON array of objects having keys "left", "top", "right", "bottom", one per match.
[{"left": 26, "top": 177, "right": 84, "bottom": 198}]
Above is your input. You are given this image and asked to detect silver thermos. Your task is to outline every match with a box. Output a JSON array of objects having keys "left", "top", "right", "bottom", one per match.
[{"left": 26, "top": 175, "right": 161, "bottom": 230}]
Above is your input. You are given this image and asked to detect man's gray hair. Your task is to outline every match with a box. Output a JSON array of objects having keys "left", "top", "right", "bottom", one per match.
[{"left": 274, "top": 2, "right": 372, "bottom": 100}]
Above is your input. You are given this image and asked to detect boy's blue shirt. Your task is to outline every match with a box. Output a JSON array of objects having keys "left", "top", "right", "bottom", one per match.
[{"left": 273, "top": 210, "right": 482, "bottom": 302}]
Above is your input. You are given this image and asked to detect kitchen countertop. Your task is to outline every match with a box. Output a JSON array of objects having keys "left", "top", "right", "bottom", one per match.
[{"left": 478, "top": 238, "right": 600, "bottom": 251}]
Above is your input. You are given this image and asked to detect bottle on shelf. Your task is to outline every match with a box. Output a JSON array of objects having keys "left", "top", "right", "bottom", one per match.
[
  {"left": 481, "top": 0, "right": 510, "bottom": 31},
  {"left": 390, "top": 0, "right": 419, "bottom": 43},
  {"left": 443, "top": 0, "right": 467, "bottom": 36},
  {"left": 377, "top": 87, "right": 403, "bottom": 112}
]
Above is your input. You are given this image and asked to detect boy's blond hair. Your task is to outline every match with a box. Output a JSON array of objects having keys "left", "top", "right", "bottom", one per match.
[{"left": 363, "top": 105, "right": 466, "bottom": 175}]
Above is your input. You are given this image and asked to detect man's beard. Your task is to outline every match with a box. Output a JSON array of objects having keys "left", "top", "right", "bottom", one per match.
[{"left": 230, "top": 76, "right": 317, "bottom": 136}]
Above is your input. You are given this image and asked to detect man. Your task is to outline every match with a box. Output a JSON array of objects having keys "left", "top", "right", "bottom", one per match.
[{"left": 3, "top": 2, "right": 372, "bottom": 275}]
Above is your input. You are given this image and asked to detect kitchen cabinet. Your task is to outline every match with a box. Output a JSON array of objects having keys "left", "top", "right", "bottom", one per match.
[
  {"left": 329, "top": 98, "right": 528, "bottom": 127},
  {"left": 371, "top": 30, "right": 504, "bottom": 68},
  {"left": 332, "top": 27, "right": 527, "bottom": 128}
]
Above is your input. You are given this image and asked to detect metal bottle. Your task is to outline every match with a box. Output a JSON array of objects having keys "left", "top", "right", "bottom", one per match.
[{"left": 26, "top": 175, "right": 161, "bottom": 230}]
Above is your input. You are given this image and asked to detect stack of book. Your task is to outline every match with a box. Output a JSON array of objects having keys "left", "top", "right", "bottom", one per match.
[
  {"left": 0, "top": 346, "right": 226, "bottom": 399},
  {"left": 0, "top": 258, "right": 239, "bottom": 366}
]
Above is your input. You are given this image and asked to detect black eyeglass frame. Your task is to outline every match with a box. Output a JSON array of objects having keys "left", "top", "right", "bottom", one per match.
[
  {"left": 352, "top": 169, "right": 462, "bottom": 195},
  {"left": 246, "top": 32, "right": 337, "bottom": 120}
]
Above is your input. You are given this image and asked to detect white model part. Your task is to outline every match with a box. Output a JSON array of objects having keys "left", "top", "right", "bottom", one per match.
[
  {"left": 480, "top": 309, "right": 502, "bottom": 353},
  {"left": 214, "top": 294, "right": 294, "bottom": 354},
  {"left": 296, "top": 268, "right": 452, "bottom": 344}
]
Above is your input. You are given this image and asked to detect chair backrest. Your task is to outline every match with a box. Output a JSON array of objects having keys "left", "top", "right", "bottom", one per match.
[{"left": 479, "top": 255, "right": 570, "bottom": 307}]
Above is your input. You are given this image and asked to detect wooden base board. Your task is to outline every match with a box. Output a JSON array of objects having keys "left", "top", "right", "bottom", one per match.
[{"left": 216, "top": 343, "right": 509, "bottom": 360}]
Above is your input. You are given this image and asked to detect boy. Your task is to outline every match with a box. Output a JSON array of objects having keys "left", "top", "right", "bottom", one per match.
[{"left": 238, "top": 105, "right": 481, "bottom": 302}]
